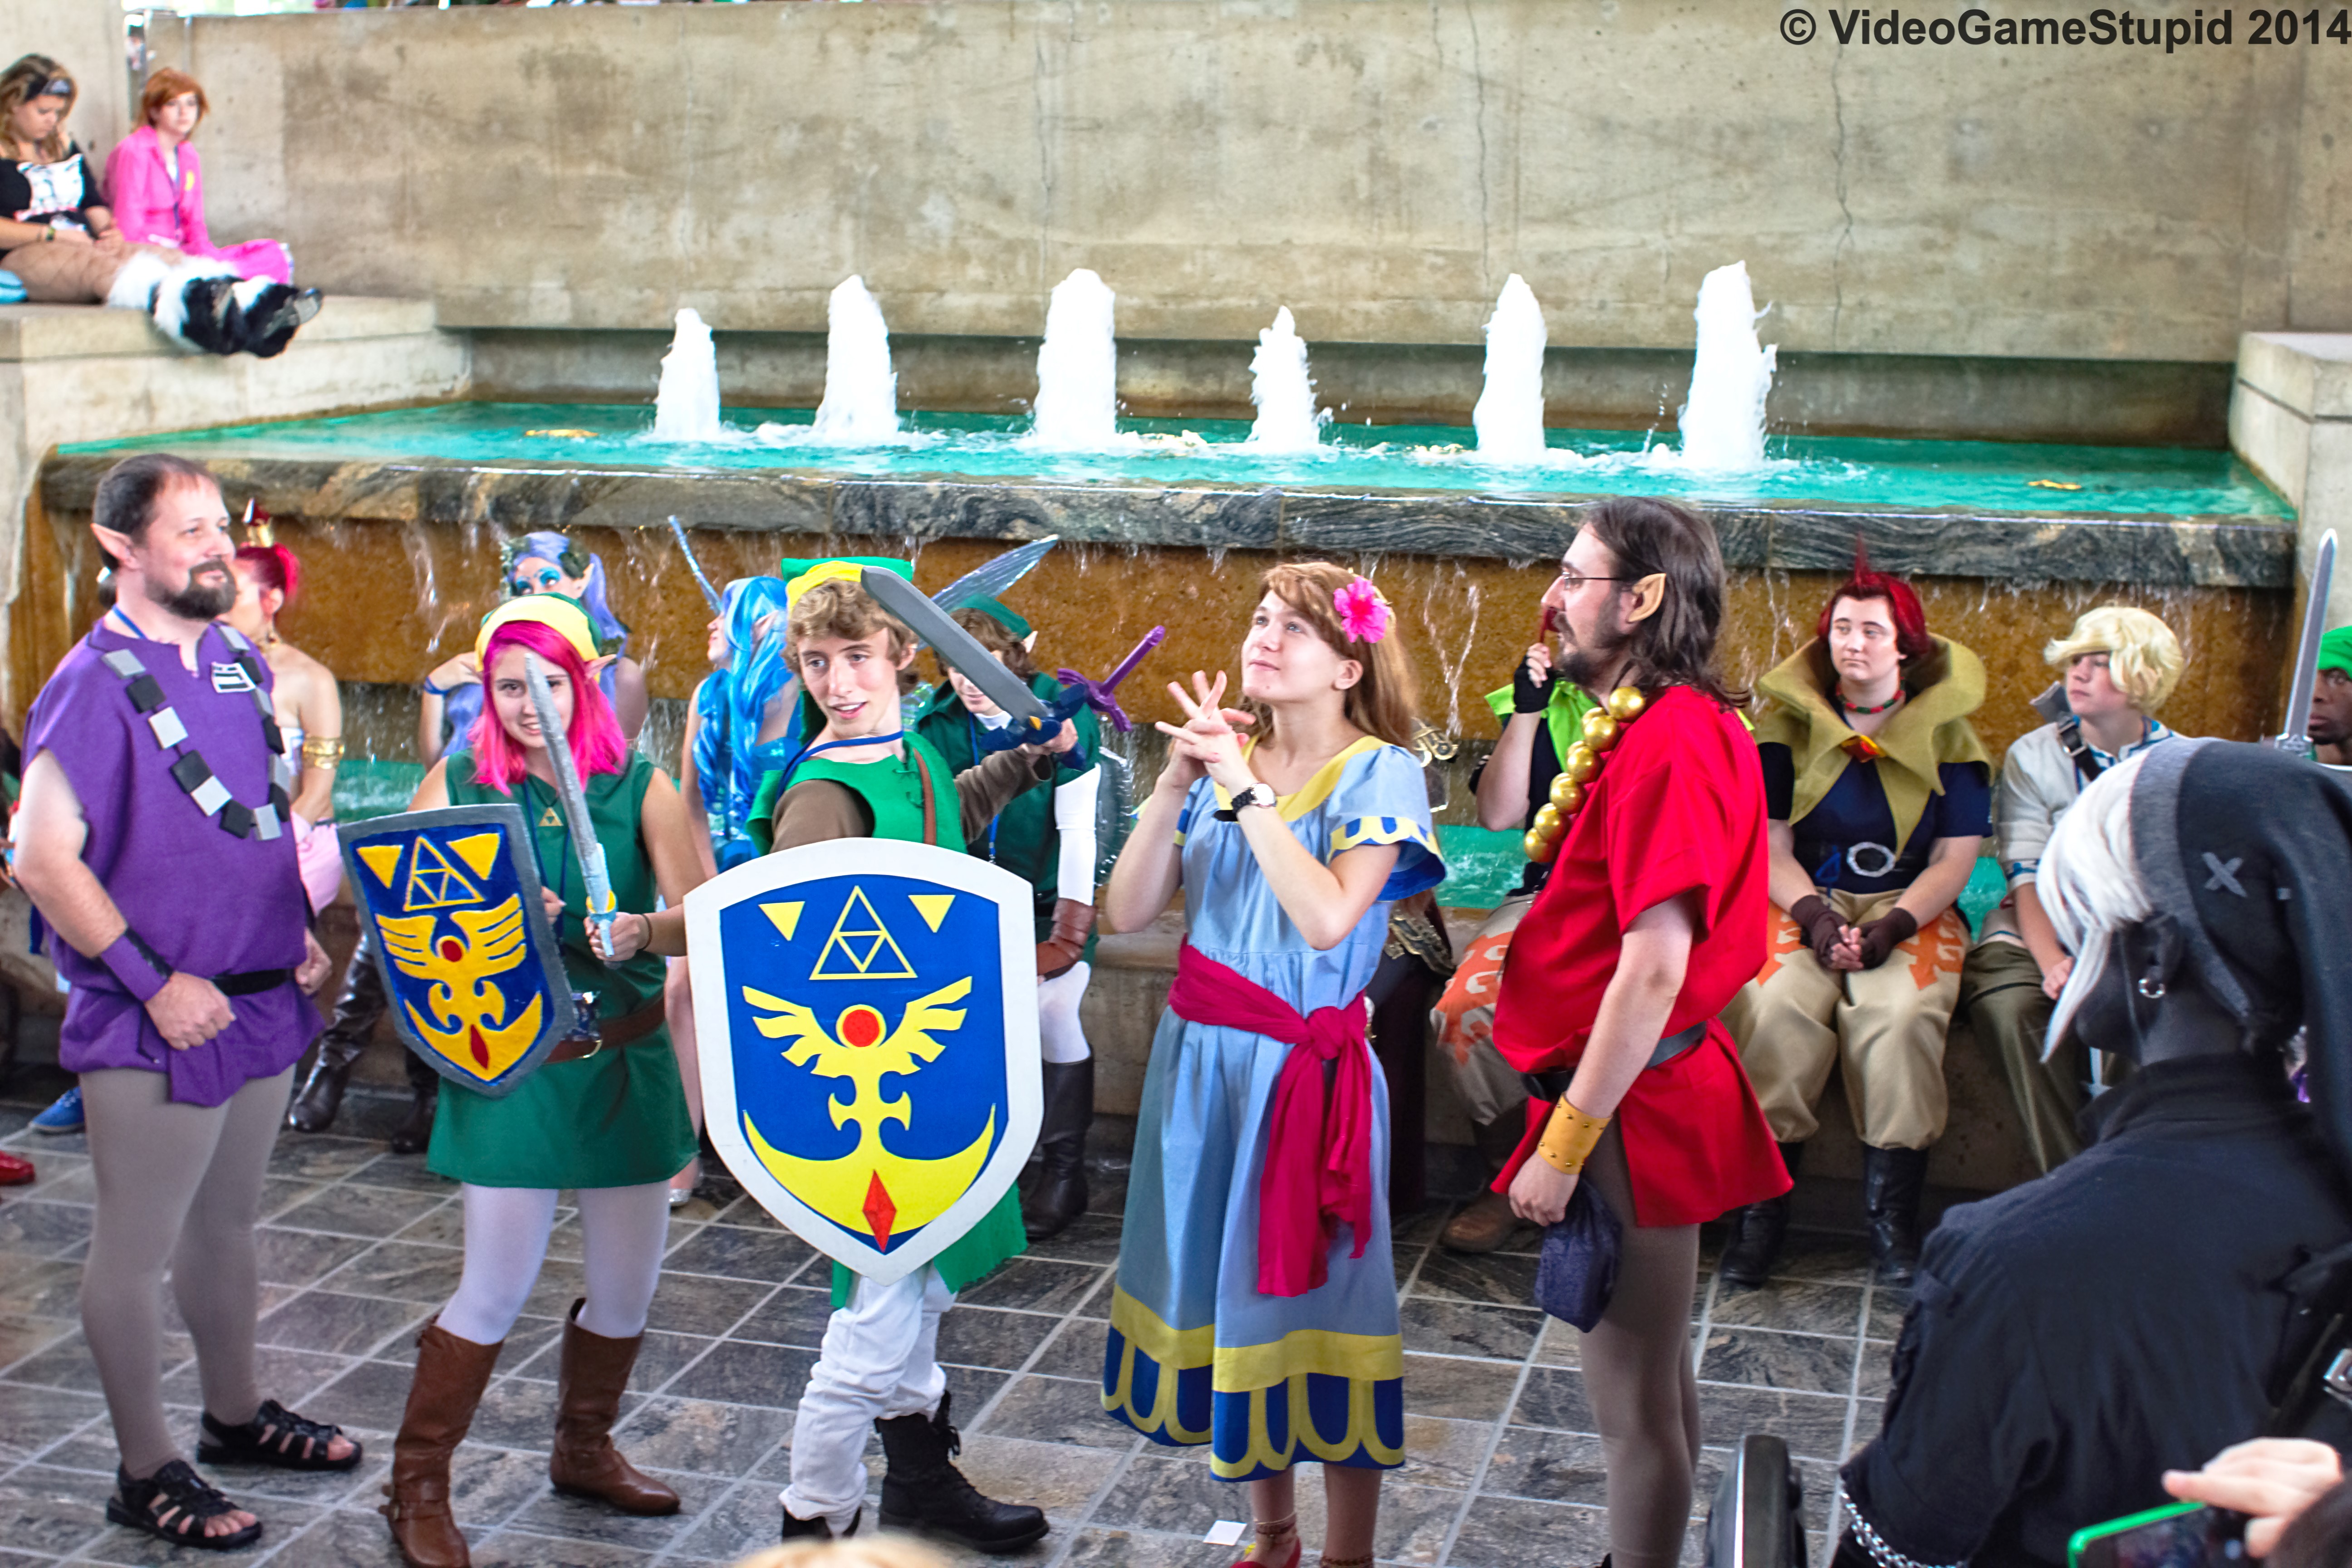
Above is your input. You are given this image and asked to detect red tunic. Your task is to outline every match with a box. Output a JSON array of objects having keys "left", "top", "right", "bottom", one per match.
[{"left": 1489, "top": 685, "right": 1789, "bottom": 1226}]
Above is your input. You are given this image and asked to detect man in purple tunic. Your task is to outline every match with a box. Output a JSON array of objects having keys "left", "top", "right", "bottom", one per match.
[{"left": 13, "top": 453, "right": 356, "bottom": 1552}]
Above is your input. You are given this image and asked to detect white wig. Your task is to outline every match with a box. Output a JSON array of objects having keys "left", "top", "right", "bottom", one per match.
[{"left": 2037, "top": 750, "right": 2157, "bottom": 1058}]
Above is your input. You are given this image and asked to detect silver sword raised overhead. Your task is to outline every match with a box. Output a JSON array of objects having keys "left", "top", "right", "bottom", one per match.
[
  {"left": 522, "top": 651, "right": 619, "bottom": 952},
  {"left": 857, "top": 567, "right": 1054, "bottom": 732},
  {"left": 2277, "top": 529, "right": 2338, "bottom": 758}
]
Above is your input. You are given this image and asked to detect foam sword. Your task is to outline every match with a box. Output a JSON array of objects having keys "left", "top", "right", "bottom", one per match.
[
  {"left": 522, "top": 651, "right": 618, "bottom": 954},
  {"left": 2276, "top": 529, "right": 2339, "bottom": 758},
  {"left": 663, "top": 515, "right": 727, "bottom": 616}
]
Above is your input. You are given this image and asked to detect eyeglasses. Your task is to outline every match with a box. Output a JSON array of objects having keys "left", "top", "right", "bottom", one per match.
[
  {"left": 509, "top": 567, "right": 564, "bottom": 598},
  {"left": 1554, "top": 568, "right": 1637, "bottom": 594}
]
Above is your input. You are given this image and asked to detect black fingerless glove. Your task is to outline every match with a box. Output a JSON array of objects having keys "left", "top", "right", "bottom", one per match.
[
  {"left": 1512, "top": 660, "right": 1558, "bottom": 715},
  {"left": 1788, "top": 895, "right": 1847, "bottom": 967},
  {"left": 1853, "top": 908, "right": 1920, "bottom": 970}
]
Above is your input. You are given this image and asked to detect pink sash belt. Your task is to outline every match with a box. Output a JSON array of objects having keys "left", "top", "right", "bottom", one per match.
[{"left": 1166, "top": 942, "right": 1373, "bottom": 1298}]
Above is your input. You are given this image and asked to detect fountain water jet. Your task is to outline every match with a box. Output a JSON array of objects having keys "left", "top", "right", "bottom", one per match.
[
  {"left": 652, "top": 307, "right": 723, "bottom": 443},
  {"left": 1243, "top": 307, "right": 1329, "bottom": 453},
  {"left": 1026, "top": 269, "right": 1134, "bottom": 451},
  {"left": 1676, "top": 261, "right": 1777, "bottom": 471},
  {"left": 1473, "top": 274, "right": 1549, "bottom": 465},
  {"left": 809, "top": 277, "right": 902, "bottom": 446}
]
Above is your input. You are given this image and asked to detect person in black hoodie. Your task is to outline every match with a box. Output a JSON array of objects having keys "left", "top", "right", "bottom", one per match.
[{"left": 1836, "top": 741, "right": 2352, "bottom": 1568}]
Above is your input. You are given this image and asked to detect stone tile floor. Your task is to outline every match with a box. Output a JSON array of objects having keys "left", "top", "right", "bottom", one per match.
[{"left": 0, "top": 1078, "right": 1897, "bottom": 1567}]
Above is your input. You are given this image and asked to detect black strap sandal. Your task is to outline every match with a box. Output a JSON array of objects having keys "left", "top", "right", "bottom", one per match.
[
  {"left": 196, "top": 1398, "right": 363, "bottom": 1472},
  {"left": 104, "top": 1460, "right": 264, "bottom": 1552}
]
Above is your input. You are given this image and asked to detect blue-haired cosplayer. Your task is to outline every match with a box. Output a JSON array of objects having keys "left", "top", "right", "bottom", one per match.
[
  {"left": 1104, "top": 736, "right": 1443, "bottom": 1479},
  {"left": 687, "top": 575, "right": 803, "bottom": 870}
]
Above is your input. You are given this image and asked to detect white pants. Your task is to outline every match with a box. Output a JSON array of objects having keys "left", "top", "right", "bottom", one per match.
[
  {"left": 1038, "top": 960, "right": 1092, "bottom": 1065},
  {"left": 780, "top": 1265, "right": 954, "bottom": 1530}
]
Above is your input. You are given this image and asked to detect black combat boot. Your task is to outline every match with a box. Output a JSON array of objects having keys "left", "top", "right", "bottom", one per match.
[
  {"left": 289, "top": 941, "right": 390, "bottom": 1133},
  {"left": 1862, "top": 1144, "right": 1931, "bottom": 1287},
  {"left": 778, "top": 1505, "right": 858, "bottom": 1542},
  {"left": 390, "top": 1053, "right": 440, "bottom": 1156},
  {"left": 1022, "top": 1058, "right": 1094, "bottom": 1242},
  {"left": 876, "top": 1391, "right": 1047, "bottom": 1553},
  {"left": 1718, "top": 1142, "right": 1805, "bottom": 1290}
]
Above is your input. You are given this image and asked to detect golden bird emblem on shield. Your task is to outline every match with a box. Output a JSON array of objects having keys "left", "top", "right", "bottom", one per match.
[
  {"left": 738, "top": 976, "right": 995, "bottom": 1249},
  {"left": 376, "top": 895, "right": 547, "bottom": 1078}
]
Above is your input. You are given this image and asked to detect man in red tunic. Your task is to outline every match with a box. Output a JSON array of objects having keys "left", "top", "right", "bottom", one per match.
[{"left": 1489, "top": 496, "right": 1787, "bottom": 1568}]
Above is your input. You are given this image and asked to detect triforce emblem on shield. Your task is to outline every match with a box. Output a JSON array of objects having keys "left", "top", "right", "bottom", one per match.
[
  {"left": 687, "top": 838, "right": 1043, "bottom": 1283},
  {"left": 341, "top": 804, "right": 574, "bottom": 1097}
]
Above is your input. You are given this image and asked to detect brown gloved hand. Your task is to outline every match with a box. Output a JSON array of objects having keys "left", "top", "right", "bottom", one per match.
[
  {"left": 1853, "top": 907, "right": 1920, "bottom": 970},
  {"left": 1036, "top": 897, "right": 1096, "bottom": 980},
  {"left": 1788, "top": 894, "right": 1848, "bottom": 968}
]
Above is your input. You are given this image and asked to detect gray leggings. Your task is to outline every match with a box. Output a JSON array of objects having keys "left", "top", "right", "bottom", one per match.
[
  {"left": 79, "top": 1066, "right": 294, "bottom": 1478},
  {"left": 1578, "top": 1122, "right": 1704, "bottom": 1568}
]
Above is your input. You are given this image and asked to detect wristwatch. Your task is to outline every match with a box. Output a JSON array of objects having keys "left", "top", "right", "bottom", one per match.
[{"left": 1229, "top": 783, "right": 1278, "bottom": 812}]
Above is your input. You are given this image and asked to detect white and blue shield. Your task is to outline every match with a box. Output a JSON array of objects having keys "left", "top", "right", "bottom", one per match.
[{"left": 686, "top": 838, "right": 1043, "bottom": 1284}]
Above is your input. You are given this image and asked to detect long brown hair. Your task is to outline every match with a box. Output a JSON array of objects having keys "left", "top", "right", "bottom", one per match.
[
  {"left": 0, "top": 56, "right": 76, "bottom": 163},
  {"left": 1577, "top": 496, "right": 1743, "bottom": 708},
  {"left": 1241, "top": 561, "right": 1419, "bottom": 751}
]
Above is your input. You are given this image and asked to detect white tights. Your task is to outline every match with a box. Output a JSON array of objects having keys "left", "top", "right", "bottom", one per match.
[
  {"left": 437, "top": 1181, "right": 671, "bottom": 1347},
  {"left": 1038, "top": 960, "right": 1092, "bottom": 1066}
]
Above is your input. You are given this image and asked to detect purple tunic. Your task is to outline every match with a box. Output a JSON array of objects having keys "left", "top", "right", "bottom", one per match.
[{"left": 23, "top": 620, "right": 319, "bottom": 1105}]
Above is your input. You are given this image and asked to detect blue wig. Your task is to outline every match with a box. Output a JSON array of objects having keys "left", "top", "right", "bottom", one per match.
[{"left": 708, "top": 575, "right": 802, "bottom": 862}]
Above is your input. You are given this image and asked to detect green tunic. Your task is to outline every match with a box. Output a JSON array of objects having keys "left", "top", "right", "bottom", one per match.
[
  {"left": 746, "top": 734, "right": 1029, "bottom": 1307},
  {"left": 427, "top": 751, "right": 697, "bottom": 1190},
  {"left": 913, "top": 676, "right": 1102, "bottom": 963}
]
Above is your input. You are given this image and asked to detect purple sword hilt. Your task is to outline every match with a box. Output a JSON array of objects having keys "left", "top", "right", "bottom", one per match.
[{"left": 1056, "top": 625, "right": 1166, "bottom": 735}]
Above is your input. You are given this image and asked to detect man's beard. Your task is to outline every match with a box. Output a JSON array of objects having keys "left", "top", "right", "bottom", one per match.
[
  {"left": 1557, "top": 626, "right": 1632, "bottom": 689},
  {"left": 151, "top": 563, "right": 236, "bottom": 621}
]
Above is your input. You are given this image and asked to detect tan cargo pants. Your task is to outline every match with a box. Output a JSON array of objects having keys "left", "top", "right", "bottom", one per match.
[
  {"left": 1427, "top": 892, "right": 1538, "bottom": 1128},
  {"left": 1722, "top": 888, "right": 1970, "bottom": 1150}
]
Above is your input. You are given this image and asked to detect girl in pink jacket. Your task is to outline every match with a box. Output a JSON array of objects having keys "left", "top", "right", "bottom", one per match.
[{"left": 102, "top": 69, "right": 290, "bottom": 284}]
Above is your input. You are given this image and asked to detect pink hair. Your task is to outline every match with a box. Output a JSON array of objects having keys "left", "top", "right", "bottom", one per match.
[
  {"left": 235, "top": 543, "right": 300, "bottom": 602},
  {"left": 468, "top": 621, "right": 630, "bottom": 793}
]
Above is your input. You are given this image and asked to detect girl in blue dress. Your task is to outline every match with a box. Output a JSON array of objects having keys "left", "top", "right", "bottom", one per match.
[{"left": 1100, "top": 562, "right": 1444, "bottom": 1568}]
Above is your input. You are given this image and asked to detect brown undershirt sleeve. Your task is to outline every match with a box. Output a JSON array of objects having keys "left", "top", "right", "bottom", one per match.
[
  {"left": 955, "top": 750, "right": 1055, "bottom": 843},
  {"left": 767, "top": 779, "right": 873, "bottom": 851}
]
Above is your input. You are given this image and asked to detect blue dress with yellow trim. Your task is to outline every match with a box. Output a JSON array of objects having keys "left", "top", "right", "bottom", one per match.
[{"left": 1102, "top": 737, "right": 1444, "bottom": 1480}]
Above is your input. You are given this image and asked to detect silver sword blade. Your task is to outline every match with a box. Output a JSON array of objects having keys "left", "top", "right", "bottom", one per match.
[
  {"left": 858, "top": 567, "right": 1051, "bottom": 727},
  {"left": 2278, "top": 529, "right": 2338, "bottom": 755},
  {"left": 522, "top": 652, "right": 602, "bottom": 852}
]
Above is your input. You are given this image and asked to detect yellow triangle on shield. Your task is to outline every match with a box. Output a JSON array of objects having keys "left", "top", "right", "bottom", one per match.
[
  {"left": 450, "top": 832, "right": 503, "bottom": 880},
  {"left": 763, "top": 901, "right": 804, "bottom": 941},
  {"left": 908, "top": 893, "right": 954, "bottom": 932},
  {"left": 810, "top": 887, "right": 916, "bottom": 980},
  {"left": 356, "top": 843, "right": 403, "bottom": 888},
  {"left": 402, "top": 837, "right": 482, "bottom": 912}
]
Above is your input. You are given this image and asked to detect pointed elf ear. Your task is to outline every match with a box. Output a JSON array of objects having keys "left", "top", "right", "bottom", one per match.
[{"left": 1625, "top": 573, "right": 1667, "bottom": 624}]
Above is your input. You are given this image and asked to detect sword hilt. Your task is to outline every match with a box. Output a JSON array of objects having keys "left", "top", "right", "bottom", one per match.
[{"left": 1055, "top": 625, "right": 1167, "bottom": 736}]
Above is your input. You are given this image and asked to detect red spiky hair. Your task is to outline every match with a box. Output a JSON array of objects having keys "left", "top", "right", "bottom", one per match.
[{"left": 1817, "top": 541, "right": 1930, "bottom": 662}]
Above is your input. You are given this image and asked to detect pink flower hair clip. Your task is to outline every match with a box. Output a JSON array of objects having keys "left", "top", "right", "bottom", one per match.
[{"left": 1334, "top": 576, "right": 1393, "bottom": 644}]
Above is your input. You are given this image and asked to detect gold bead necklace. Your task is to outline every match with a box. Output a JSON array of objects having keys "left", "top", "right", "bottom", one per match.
[{"left": 1522, "top": 686, "right": 1648, "bottom": 864}]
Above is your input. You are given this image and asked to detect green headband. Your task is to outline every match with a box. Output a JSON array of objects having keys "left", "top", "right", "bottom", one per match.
[{"left": 2320, "top": 624, "right": 2352, "bottom": 681}]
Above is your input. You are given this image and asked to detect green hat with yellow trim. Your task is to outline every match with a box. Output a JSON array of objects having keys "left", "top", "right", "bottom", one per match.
[
  {"left": 777, "top": 556, "right": 914, "bottom": 606},
  {"left": 2319, "top": 625, "right": 2352, "bottom": 681},
  {"left": 476, "top": 593, "right": 599, "bottom": 664}
]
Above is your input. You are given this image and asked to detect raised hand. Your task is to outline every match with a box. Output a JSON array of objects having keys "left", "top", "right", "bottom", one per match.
[{"left": 1154, "top": 671, "right": 1257, "bottom": 793}]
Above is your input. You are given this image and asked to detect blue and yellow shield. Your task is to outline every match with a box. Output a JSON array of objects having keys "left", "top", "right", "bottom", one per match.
[
  {"left": 340, "top": 804, "right": 574, "bottom": 1097},
  {"left": 686, "top": 838, "right": 1043, "bottom": 1284}
]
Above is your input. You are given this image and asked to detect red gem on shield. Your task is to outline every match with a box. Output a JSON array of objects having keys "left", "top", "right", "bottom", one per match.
[
  {"left": 439, "top": 936, "right": 466, "bottom": 963},
  {"left": 468, "top": 1024, "right": 490, "bottom": 1070},
  {"left": 863, "top": 1171, "right": 897, "bottom": 1249}
]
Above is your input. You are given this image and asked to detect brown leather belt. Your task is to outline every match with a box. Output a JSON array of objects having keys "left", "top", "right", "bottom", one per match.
[{"left": 545, "top": 995, "right": 667, "bottom": 1064}]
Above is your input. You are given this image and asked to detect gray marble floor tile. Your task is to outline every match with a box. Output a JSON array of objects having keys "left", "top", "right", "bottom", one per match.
[
  {"left": 1482, "top": 1425, "right": 1611, "bottom": 1505},
  {"left": 731, "top": 1284, "right": 835, "bottom": 1350},
  {"left": 392, "top": 1203, "right": 470, "bottom": 1249},
  {"left": 466, "top": 1374, "right": 580, "bottom": 1450},
  {"left": 1448, "top": 1492, "right": 1611, "bottom": 1568},
  {"left": 1509, "top": 1366, "right": 1596, "bottom": 1433},
  {"left": 711, "top": 1194, "right": 786, "bottom": 1232},
  {"left": 162, "top": 1344, "right": 355, "bottom": 1411},
  {"left": 936, "top": 1305, "right": 1061, "bottom": 1372},
  {"left": 1694, "top": 1383, "right": 1854, "bottom": 1462},
  {"left": 960, "top": 1259, "right": 1111, "bottom": 1315},
  {"left": 661, "top": 1223, "right": 815, "bottom": 1285},
  {"left": 972, "top": 1374, "right": 1124, "bottom": 1449},
  {"left": 342, "top": 1152, "right": 462, "bottom": 1194},
  {"left": 315, "top": 1240, "right": 468, "bottom": 1304},
  {"left": 1021, "top": 1213, "right": 1127, "bottom": 1267},
  {"left": 266, "top": 1137, "right": 385, "bottom": 1184},
  {"left": 1410, "top": 1250, "right": 1537, "bottom": 1306},
  {"left": 0, "top": 1463, "right": 117, "bottom": 1558},
  {"left": 1773, "top": 1234, "right": 1876, "bottom": 1286},
  {"left": 1695, "top": 1328, "right": 1862, "bottom": 1395},
  {"left": 673, "top": 1477, "right": 791, "bottom": 1563},
  {"left": 1401, "top": 1354, "right": 1521, "bottom": 1424},
  {"left": 1031, "top": 1318, "right": 1111, "bottom": 1382},
  {"left": 0, "top": 1199, "right": 91, "bottom": 1256},
  {"left": 953, "top": 1431, "right": 1128, "bottom": 1519},
  {"left": 509, "top": 1328, "right": 716, "bottom": 1394},
  {"left": 1867, "top": 1289, "right": 1911, "bottom": 1341},
  {"left": 467, "top": 1528, "right": 654, "bottom": 1567},
  {"left": 1087, "top": 1450, "right": 1235, "bottom": 1533},
  {"left": 0, "top": 1382, "right": 108, "bottom": 1462},
  {"left": 309, "top": 1358, "right": 430, "bottom": 1436},
  {"left": 503, "top": 1468, "right": 723, "bottom": 1551},
  {"left": 0, "top": 1313, "right": 78, "bottom": 1378},
  {"left": 1708, "top": 1279, "right": 1867, "bottom": 1337},
  {"left": 0, "top": 1260, "right": 85, "bottom": 1319},
  {"left": 644, "top": 1276, "right": 777, "bottom": 1339},
  {"left": 661, "top": 1338, "right": 816, "bottom": 1408},
  {"left": 256, "top": 1289, "right": 432, "bottom": 1359},
  {"left": 1058, "top": 1524, "right": 1238, "bottom": 1568},
  {"left": 1394, "top": 1413, "right": 1496, "bottom": 1490},
  {"left": 1367, "top": 1480, "right": 1469, "bottom": 1565},
  {"left": 266, "top": 1504, "right": 435, "bottom": 1567},
  {"left": 272, "top": 1183, "right": 447, "bottom": 1240},
  {"left": 518, "top": 1258, "right": 596, "bottom": 1322},
  {"left": 256, "top": 1229, "right": 379, "bottom": 1291},
  {"left": 609, "top": 1395, "right": 795, "bottom": 1478},
  {"left": 1399, "top": 1297, "right": 1541, "bottom": 1362},
  {"left": 1856, "top": 1346, "right": 1893, "bottom": 1400},
  {"left": 5, "top": 1328, "right": 187, "bottom": 1395}
]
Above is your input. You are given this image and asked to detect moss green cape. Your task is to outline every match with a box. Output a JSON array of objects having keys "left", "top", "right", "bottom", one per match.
[{"left": 1751, "top": 635, "right": 1993, "bottom": 854}]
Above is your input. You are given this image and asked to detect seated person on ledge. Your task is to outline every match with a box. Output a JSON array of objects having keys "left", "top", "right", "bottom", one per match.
[
  {"left": 1959, "top": 604, "right": 2183, "bottom": 1176},
  {"left": 0, "top": 54, "right": 316, "bottom": 355},
  {"left": 103, "top": 68, "right": 293, "bottom": 284},
  {"left": 1837, "top": 744, "right": 2352, "bottom": 1568}
]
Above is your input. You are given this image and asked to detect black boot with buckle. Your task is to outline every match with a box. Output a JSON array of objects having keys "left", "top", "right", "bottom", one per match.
[
  {"left": 1023, "top": 1057, "right": 1094, "bottom": 1242},
  {"left": 289, "top": 941, "right": 389, "bottom": 1133},
  {"left": 1718, "top": 1141, "right": 1804, "bottom": 1290},
  {"left": 1862, "top": 1144, "right": 1931, "bottom": 1287},
  {"left": 876, "top": 1390, "right": 1048, "bottom": 1553}
]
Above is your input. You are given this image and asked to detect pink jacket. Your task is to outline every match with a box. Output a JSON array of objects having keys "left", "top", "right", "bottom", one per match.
[{"left": 102, "top": 125, "right": 290, "bottom": 283}]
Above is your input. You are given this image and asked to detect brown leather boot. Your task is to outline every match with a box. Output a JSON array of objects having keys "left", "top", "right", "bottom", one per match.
[
  {"left": 1441, "top": 1116, "right": 1531, "bottom": 1253},
  {"left": 548, "top": 1300, "right": 678, "bottom": 1515},
  {"left": 381, "top": 1321, "right": 502, "bottom": 1568}
]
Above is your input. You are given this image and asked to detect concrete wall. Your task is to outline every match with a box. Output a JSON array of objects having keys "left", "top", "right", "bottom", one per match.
[
  {"left": 8, "top": 0, "right": 126, "bottom": 178},
  {"left": 161, "top": 1, "right": 2349, "bottom": 377}
]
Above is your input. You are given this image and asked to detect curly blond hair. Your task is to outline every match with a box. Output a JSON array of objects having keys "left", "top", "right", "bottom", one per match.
[
  {"left": 728, "top": 1539, "right": 953, "bottom": 1568},
  {"left": 2043, "top": 605, "right": 2185, "bottom": 713},
  {"left": 785, "top": 578, "right": 919, "bottom": 696}
]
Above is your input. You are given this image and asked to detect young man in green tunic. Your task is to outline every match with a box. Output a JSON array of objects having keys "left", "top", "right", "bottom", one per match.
[
  {"left": 610, "top": 559, "right": 1071, "bottom": 1552},
  {"left": 913, "top": 597, "right": 1104, "bottom": 1241}
]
